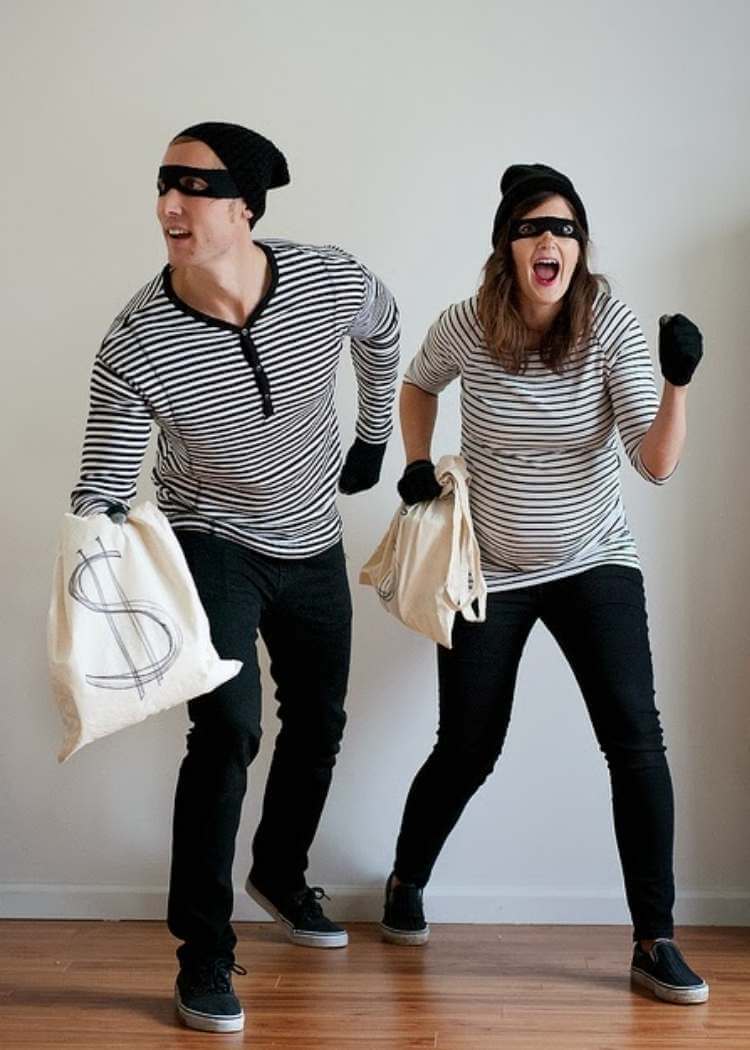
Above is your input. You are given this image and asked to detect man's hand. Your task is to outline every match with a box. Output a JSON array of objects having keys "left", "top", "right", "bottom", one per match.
[
  {"left": 338, "top": 438, "right": 387, "bottom": 494},
  {"left": 397, "top": 460, "right": 442, "bottom": 505},
  {"left": 659, "top": 313, "right": 703, "bottom": 386},
  {"left": 105, "top": 504, "right": 128, "bottom": 525}
]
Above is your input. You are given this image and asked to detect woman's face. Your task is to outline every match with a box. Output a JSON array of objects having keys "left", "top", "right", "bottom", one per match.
[{"left": 510, "top": 195, "right": 581, "bottom": 316}]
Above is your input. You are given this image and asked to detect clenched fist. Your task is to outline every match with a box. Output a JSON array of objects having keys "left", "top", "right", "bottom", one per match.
[{"left": 659, "top": 313, "right": 703, "bottom": 386}]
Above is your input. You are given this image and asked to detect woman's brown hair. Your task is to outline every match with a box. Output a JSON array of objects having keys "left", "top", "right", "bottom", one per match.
[{"left": 477, "top": 191, "right": 608, "bottom": 374}]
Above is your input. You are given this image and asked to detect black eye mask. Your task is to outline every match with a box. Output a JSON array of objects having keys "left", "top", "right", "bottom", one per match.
[
  {"left": 509, "top": 216, "right": 584, "bottom": 242},
  {"left": 157, "top": 165, "right": 242, "bottom": 198}
]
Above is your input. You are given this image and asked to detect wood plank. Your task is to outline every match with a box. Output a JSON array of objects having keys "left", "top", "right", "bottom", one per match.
[{"left": 0, "top": 921, "right": 747, "bottom": 1049}]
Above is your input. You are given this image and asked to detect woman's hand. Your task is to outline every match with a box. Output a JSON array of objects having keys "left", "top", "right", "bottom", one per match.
[
  {"left": 659, "top": 314, "right": 703, "bottom": 386},
  {"left": 397, "top": 460, "right": 443, "bottom": 505}
]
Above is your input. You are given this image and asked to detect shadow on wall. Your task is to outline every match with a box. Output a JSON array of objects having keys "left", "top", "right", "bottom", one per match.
[{"left": 677, "top": 223, "right": 750, "bottom": 888}]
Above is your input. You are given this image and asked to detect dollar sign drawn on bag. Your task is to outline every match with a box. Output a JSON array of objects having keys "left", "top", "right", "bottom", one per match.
[{"left": 68, "top": 537, "right": 183, "bottom": 700}]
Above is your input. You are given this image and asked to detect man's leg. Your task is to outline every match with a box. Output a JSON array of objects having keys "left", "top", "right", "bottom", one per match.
[
  {"left": 167, "top": 531, "right": 270, "bottom": 968},
  {"left": 247, "top": 541, "right": 351, "bottom": 945}
]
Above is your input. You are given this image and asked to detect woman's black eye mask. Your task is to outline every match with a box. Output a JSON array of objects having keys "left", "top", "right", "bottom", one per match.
[
  {"left": 157, "top": 165, "right": 241, "bottom": 198},
  {"left": 509, "top": 216, "right": 584, "bottom": 242}
]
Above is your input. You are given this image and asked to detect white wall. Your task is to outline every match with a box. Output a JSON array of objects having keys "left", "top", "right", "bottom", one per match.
[{"left": 1, "top": 0, "right": 748, "bottom": 926}]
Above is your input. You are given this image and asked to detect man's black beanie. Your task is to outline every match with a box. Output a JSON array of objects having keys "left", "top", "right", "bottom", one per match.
[
  {"left": 491, "top": 163, "right": 588, "bottom": 248},
  {"left": 176, "top": 121, "right": 290, "bottom": 225}
]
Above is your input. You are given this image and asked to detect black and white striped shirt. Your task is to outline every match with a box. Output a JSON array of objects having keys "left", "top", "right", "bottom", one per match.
[
  {"left": 405, "top": 293, "right": 668, "bottom": 591},
  {"left": 71, "top": 239, "right": 400, "bottom": 557}
]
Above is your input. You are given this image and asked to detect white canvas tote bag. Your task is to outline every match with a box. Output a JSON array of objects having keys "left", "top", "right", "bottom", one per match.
[
  {"left": 47, "top": 502, "right": 242, "bottom": 762},
  {"left": 360, "top": 455, "right": 487, "bottom": 648}
]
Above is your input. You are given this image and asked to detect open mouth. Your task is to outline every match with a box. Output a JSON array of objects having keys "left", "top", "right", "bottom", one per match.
[
  {"left": 166, "top": 227, "right": 192, "bottom": 240},
  {"left": 532, "top": 259, "right": 560, "bottom": 286}
]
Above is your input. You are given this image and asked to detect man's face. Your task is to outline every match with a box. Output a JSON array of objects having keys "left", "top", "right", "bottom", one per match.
[{"left": 156, "top": 140, "right": 252, "bottom": 267}]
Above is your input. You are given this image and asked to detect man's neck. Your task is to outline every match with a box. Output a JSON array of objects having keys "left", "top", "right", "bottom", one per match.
[{"left": 170, "top": 239, "right": 271, "bottom": 327}]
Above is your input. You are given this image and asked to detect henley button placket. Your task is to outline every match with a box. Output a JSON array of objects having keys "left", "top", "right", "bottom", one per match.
[{"left": 239, "top": 328, "right": 274, "bottom": 418}]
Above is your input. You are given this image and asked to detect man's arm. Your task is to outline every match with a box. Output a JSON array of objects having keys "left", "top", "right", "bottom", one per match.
[
  {"left": 338, "top": 266, "right": 400, "bottom": 494},
  {"left": 70, "top": 355, "right": 152, "bottom": 517}
]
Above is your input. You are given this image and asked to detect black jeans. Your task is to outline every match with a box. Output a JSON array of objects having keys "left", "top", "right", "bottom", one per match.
[
  {"left": 393, "top": 565, "right": 675, "bottom": 941},
  {"left": 167, "top": 531, "right": 352, "bottom": 966}
]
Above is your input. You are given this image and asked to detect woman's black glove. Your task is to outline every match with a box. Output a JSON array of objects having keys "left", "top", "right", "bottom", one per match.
[
  {"left": 338, "top": 437, "right": 387, "bottom": 494},
  {"left": 397, "top": 459, "right": 443, "bottom": 505},
  {"left": 659, "top": 313, "right": 703, "bottom": 386}
]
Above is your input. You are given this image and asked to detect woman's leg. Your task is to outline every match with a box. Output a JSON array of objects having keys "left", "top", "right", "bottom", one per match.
[
  {"left": 393, "top": 589, "right": 538, "bottom": 887},
  {"left": 542, "top": 565, "right": 675, "bottom": 942}
]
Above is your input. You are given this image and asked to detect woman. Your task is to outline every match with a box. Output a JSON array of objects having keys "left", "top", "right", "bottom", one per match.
[{"left": 381, "top": 164, "right": 707, "bottom": 1005}]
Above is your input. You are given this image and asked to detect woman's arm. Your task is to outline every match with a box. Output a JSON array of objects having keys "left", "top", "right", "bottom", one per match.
[
  {"left": 397, "top": 382, "right": 443, "bottom": 504},
  {"left": 397, "top": 303, "right": 466, "bottom": 503},
  {"left": 606, "top": 308, "right": 702, "bottom": 485},
  {"left": 400, "top": 381, "right": 438, "bottom": 462},
  {"left": 638, "top": 313, "right": 703, "bottom": 479},
  {"left": 638, "top": 383, "right": 687, "bottom": 480}
]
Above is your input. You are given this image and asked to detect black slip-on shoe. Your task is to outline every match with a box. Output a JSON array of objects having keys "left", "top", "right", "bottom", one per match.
[
  {"left": 380, "top": 873, "right": 430, "bottom": 945},
  {"left": 631, "top": 940, "right": 709, "bottom": 1004}
]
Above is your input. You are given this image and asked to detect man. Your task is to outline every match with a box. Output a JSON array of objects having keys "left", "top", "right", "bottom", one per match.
[{"left": 71, "top": 121, "right": 400, "bottom": 1033}]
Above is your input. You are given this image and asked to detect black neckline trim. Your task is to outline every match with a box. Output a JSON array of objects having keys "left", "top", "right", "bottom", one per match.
[{"left": 161, "top": 240, "right": 279, "bottom": 333}]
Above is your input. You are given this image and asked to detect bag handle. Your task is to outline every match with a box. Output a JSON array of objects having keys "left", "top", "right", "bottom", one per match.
[{"left": 436, "top": 456, "right": 487, "bottom": 620}]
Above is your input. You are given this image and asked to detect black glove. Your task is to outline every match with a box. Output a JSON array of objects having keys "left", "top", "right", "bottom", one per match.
[
  {"left": 105, "top": 503, "right": 127, "bottom": 525},
  {"left": 397, "top": 459, "right": 443, "bottom": 505},
  {"left": 338, "top": 438, "right": 387, "bottom": 494},
  {"left": 659, "top": 313, "right": 703, "bottom": 386}
]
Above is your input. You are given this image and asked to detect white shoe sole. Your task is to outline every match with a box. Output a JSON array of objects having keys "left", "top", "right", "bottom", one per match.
[
  {"left": 245, "top": 877, "right": 348, "bottom": 948},
  {"left": 631, "top": 967, "right": 709, "bottom": 1004},
  {"left": 175, "top": 989, "right": 245, "bottom": 1032},
  {"left": 380, "top": 922, "right": 430, "bottom": 946}
]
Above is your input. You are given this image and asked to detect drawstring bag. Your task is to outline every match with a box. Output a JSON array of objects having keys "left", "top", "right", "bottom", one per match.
[
  {"left": 47, "top": 502, "right": 242, "bottom": 761},
  {"left": 360, "top": 455, "right": 487, "bottom": 648}
]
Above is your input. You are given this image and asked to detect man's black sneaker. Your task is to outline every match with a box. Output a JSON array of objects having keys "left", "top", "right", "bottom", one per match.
[
  {"left": 631, "top": 939, "right": 709, "bottom": 1004},
  {"left": 175, "top": 958, "right": 247, "bottom": 1032},
  {"left": 245, "top": 875, "right": 348, "bottom": 948},
  {"left": 380, "top": 873, "right": 430, "bottom": 945}
]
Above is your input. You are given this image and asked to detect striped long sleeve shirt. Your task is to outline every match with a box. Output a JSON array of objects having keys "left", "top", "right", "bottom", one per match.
[
  {"left": 71, "top": 239, "right": 400, "bottom": 558},
  {"left": 404, "top": 292, "right": 669, "bottom": 591}
]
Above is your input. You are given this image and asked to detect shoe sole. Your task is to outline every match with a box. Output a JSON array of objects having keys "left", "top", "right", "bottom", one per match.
[
  {"left": 245, "top": 877, "right": 349, "bottom": 948},
  {"left": 175, "top": 989, "right": 244, "bottom": 1032},
  {"left": 380, "top": 921, "right": 430, "bottom": 946},
  {"left": 631, "top": 968, "right": 709, "bottom": 1004}
]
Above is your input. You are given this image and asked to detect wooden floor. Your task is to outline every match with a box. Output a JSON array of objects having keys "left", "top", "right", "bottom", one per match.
[{"left": 1, "top": 921, "right": 748, "bottom": 1049}]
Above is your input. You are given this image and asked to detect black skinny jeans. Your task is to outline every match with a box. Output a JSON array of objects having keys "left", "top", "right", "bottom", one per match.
[
  {"left": 393, "top": 564, "right": 675, "bottom": 942},
  {"left": 167, "top": 531, "right": 352, "bottom": 966}
]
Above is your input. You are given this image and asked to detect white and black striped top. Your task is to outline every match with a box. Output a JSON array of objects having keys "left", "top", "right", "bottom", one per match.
[
  {"left": 405, "top": 293, "right": 669, "bottom": 591},
  {"left": 71, "top": 239, "right": 400, "bottom": 558}
]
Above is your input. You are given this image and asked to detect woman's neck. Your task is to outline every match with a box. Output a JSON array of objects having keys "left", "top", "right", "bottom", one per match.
[{"left": 519, "top": 298, "right": 562, "bottom": 339}]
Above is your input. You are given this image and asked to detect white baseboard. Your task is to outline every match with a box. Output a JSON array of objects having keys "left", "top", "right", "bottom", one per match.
[{"left": 2, "top": 883, "right": 749, "bottom": 925}]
